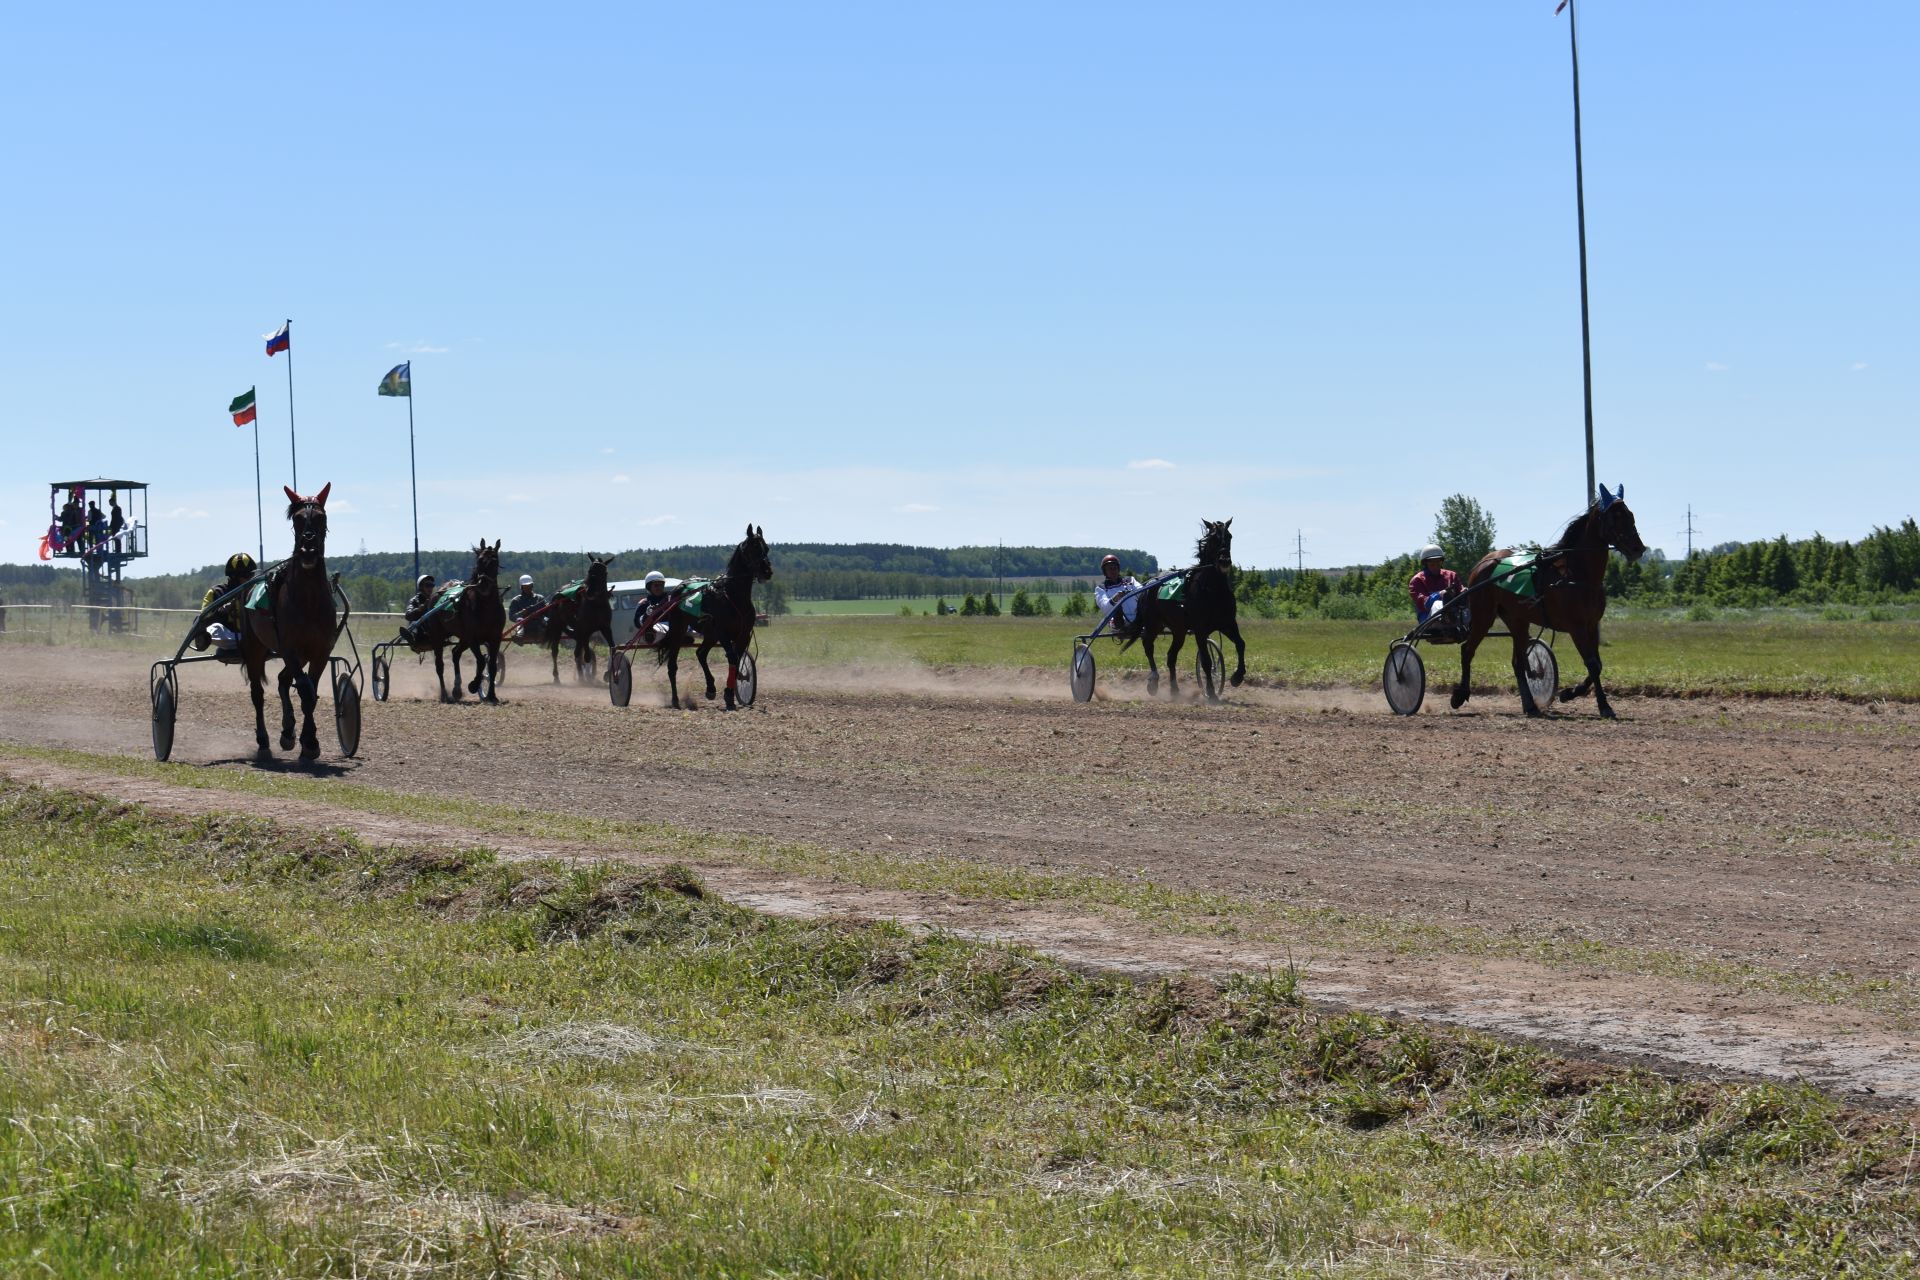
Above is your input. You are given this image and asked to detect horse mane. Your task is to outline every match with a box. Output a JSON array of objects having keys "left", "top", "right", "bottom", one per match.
[
  {"left": 723, "top": 538, "right": 757, "bottom": 583},
  {"left": 1547, "top": 508, "right": 1595, "bottom": 555}
]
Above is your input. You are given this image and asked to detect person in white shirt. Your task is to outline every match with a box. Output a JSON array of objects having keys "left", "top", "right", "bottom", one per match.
[{"left": 1093, "top": 554, "right": 1142, "bottom": 637}]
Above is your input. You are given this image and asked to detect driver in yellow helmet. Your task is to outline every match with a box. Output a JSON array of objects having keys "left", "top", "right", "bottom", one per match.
[{"left": 191, "top": 552, "right": 257, "bottom": 653}]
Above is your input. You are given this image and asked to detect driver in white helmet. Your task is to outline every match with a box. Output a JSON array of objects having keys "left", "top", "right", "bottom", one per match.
[
  {"left": 1408, "top": 545, "right": 1462, "bottom": 632},
  {"left": 507, "top": 573, "right": 547, "bottom": 640},
  {"left": 1094, "top": 554, "right": 1142, "bottom": 637},
  {"left": 634, "top": 569, "right": 681, "bottom": 645}
]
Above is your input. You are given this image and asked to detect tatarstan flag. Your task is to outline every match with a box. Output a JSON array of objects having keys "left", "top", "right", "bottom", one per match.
[{"left": 229, "top": 387, "right": 257, "bottom": 427}]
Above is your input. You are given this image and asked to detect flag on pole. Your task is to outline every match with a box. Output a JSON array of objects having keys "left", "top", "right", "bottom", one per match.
[
  {"left": 377, "top": 362, "right": 411, "bottom": 397},
  {"left": 264, "top": 322, "right": 290, "bottom": 356},
  {"left": 228, "top": 388, "right": 257, "bottom": 426}
]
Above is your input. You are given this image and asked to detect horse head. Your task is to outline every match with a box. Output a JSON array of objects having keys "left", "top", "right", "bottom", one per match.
[
  {"left": 736, "top": 523, "right": 774, "bottom": 583},
  {"left": 282, "top": 483, "right": 331, "bottom": 570},
  {"left": 470, "top": 538, "right": 502, "bottom": 589},
  {"left": 1596, "top": 486, "right": 1647, "bottom": 562},
  {"left": 1195, "top": 518, "right": 1234, "bottom": 569},
  {"left": 585, "top": 553, "right": 611, "bottom": 596}
]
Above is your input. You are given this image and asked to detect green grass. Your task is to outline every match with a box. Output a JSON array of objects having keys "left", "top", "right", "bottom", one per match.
[
  {"left": 2, "top": 781, "right": 1915, "bottom": 1277},
  {"left": 756, "top": 614, "right": 1920, "bottom": 700}
]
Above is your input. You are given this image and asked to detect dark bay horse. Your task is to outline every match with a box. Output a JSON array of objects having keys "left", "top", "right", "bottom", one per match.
[
  {"left": 1451, "top": 484, "right": 1647, "bottom": 719},
  {"left": 545, "top": 553, "right": 614, "bottom": 683},
  {"left": 240, "top": 484, "right": 337, "bottom": 761},
  {"left": 414, "top": 539, "right": 505, "bottom": 703},
  {"left": 655, "top": 524, "right": 772, "bottom": 710},
  {"left": 1128, "top": 518, "right": 1247, "bottom": 702}
]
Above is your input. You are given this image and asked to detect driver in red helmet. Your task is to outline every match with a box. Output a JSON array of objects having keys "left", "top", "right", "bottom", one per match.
[{"left": 1094, "top": 554, "right": 1142, "bottom": 638}]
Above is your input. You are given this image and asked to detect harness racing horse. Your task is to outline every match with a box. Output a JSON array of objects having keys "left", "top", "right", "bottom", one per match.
[
  {"left": 655, "top": 524, "right": 772, "bottom": 710},
  {"left": 1452, "top": 484, "right": 1647, "bottom": 719},
  {"left": 240, "top": 484, "right": 338, "bottom": 761},
  {"left": 1128, "top": 518, "right": 1248, "bottom": 702},
  {"left": 413, "top": 539, "right": 505, "bottom": 703},
  {"left": 545, "top": 553, "right": 615, "bottom": 683}
]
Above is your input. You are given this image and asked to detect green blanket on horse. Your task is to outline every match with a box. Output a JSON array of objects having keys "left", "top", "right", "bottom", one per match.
[
  {"left": 1491, "top": 554, "right": 1541, "bottom": 599},
  {"left": 677, "top": 579, "right": 714, "bottom": 619},
  {"left": 1156, "top": 573, "right": 1187, "bottom": 602}
]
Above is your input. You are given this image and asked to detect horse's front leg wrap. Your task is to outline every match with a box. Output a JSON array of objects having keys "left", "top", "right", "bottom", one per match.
[{"left": 726, "top": 665, "right": 738, "bottom": 692}]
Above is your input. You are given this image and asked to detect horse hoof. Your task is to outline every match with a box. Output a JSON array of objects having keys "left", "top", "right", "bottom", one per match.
[
  {"left": 279, "top": 733, "right": 295, "bottom": 751},
  {"left": 1230, "top": 673, "right": 1245, "bottom": 688},
  {"left": 1598, "top": 705, "right": 1617, "bottom": 720},
  {"left": 1449, "top": 689, "right": 1469, "bottom": 710}
]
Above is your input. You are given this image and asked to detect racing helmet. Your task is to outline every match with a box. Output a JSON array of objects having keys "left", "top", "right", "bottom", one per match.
[
  {"left": 225, "top": 552, "right": 256, "bottom": 577},
  {"left": 1417, "top": 545, "right": 1444, "bottom": 564},
  {"left": 417, "top": 574, "right": 434, "bottom": 588},
  {"left": 1101, "top": 554, "right": 1120, "bottom": 570},
  {"left": 644, "top": 571, "right": 666, "bottom": 585},
  {"left": 518, "top": 574, "right": 534, "bottom": 586}
]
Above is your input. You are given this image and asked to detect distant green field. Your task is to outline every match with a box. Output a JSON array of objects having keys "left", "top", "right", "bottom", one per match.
[
  {"left": 787, "top": 594, "right": 1073, "bottom": 616},
  {"left": 757, "top": 614, "right": 1920, "bottom": 700}
]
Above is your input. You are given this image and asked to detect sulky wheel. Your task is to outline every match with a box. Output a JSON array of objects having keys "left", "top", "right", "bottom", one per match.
[
  {"left": 150, "top": 672, "right": 178, "bottom": 762},
  {"left": 334, "top": 672, "right": 362, "bottom": 758},
  {"left": 1523, "top": 637, "right": 1559, "bottom": 712},
  {"left": 1069, "top": 641, "right": 1096, "bottom": 703},
  {"left": 371, "top": 654, "right": 391, "bottom": 702},
  {"left": 1382, "top": 641, "right": 1425, "bottom": 716},
  {"left": 1195, "top": 637, "right": 1227, "bottom": 703},
  {"left": 608, "top": 651, "right": 632, "bottom": 707},
  {"left": 734, "top": 650, "right": 758, "bottom": 708}
]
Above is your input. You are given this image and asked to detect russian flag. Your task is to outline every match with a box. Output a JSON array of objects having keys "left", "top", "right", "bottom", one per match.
[{"left": 264, "top": 322, "right": 290, "bottom": 356}]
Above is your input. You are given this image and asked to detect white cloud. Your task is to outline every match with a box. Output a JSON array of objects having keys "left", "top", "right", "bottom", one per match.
[
  {"left": 1127, "top": 458, "right": 1177, "bottom": 470},
  {"left": 1851, "top": 361, "right": 1869, "bottom": 371},
  {"left": 636, "top": 514, "right": 677, "bottom": 527},
  {"left": 610, "top": 474, "right": 631, "bottom": 485},
  {"left": 1704, "top": 362, "right": 1729, "bottom": 373},
  {"left": 894, "top": 502, "right": 938, "bottom": 513},
  {"left": 385, "top": 340, "right": 450, "bottom": 354},
  {"left": 600, "top": 447, "right": 616, "bottom": 455},
  {"left": 164, "top": 507, "right": 209, "bottom": 519}
]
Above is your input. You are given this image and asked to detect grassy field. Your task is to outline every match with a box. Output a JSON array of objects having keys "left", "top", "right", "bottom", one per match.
[
  {"left": 9, "top": 609, "right": 1920, "bottom": 700},
  {"left": 786, "top": 594, "right": 1075, "bottom": 616},
  {"left": 758, "top": 615, "right": 1920, "bottom": 700},
  {"left": 2, "top": 780, "right": 1915, "bottom": 1277}
]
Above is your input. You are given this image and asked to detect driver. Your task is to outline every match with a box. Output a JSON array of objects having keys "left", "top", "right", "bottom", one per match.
[
  {"left": 398, "top": 574, "right": 437, "bottom": 645},
  {"left": 1094, "top": 554, "right": 1142, "bottom": 637},
  {"left": 507, "top": 574, "right": 547, "bottom": 639},
  {"left": 634, "top": 569, "right": 678, "bottom": 645},
  {"left": 191, "top": 552, "right": 256, "bottom": 653},
  {"left": 1408, "top": 545, "right": 1462, "bottom": 630}
]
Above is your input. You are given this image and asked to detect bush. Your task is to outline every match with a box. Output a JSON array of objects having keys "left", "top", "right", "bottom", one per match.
[
  {"left": 1319, "top": 595, "right": 1375, "bottom": 621},
  {"left": 1819, "top": 606, "right": 1852, "bottom": 622},
  {"left": 960, "top": 594, "right": 980, "bottom": 617},
  {"left": 1687, "top": 603, "right": 1716, "bottom": 622},
  {"left": 1061, "top": 592, "right": 1089, "bottom": 618},
  {"left": 1009, "top": 588, "right": 1033, "bottom": 617},
  {"left": 1032, "top": 592, "right": 1053, "bottom": 616}
]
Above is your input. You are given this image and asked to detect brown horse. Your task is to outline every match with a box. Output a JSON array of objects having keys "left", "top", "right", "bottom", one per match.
[
  {"left": 545, "top": 553, "right": 615, "bottom": 683},
  {"left": 413, "top": 539, "right": 505, "bottom": 703},
  {"left": 1451, "top": 484, "right": 1647, "bottom": 719},
  {"left": 655, "top": 524, "right": 772, "bottom": 710},
  {"left": 1128, "top": 518, "right": 1247, "bottom": 702},
  {"left": 240, "top": 484, "right": 338, "bottom": 761}
]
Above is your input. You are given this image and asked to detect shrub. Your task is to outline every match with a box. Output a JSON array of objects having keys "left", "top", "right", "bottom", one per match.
[
  {"left": 1061, "top": 592, "right": 1089, "bottom": 618},
  {"left": 1687, "top": 603, "right": 1716, "bottom": 622},
  {"left": 960, "top": 594, "right": 980, "bottom": 617},
  {"left": 1009, "top": 588, "right": 1033, "bottom": 617},
  {"left": 1319, "top": 595, "right": 1374, "bottom": 621}
]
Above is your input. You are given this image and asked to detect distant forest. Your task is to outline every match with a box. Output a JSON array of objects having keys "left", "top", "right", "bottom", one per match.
[{"left": 0, "top": 543, "right": 1158, "bottom": 614}]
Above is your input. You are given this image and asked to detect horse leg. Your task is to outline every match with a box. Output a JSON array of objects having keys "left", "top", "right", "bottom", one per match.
[
  {"left": 1141, "top": 630, "right": 1160, "bottom": 696},
  {"left": 433, "top": 646, "right": 452, "bottom": 703},
  {"left": 697, "top": 639, "right": 719, "bottom": 701},
  {"left": 1165, "top": 629, "right": 1186, "bottom": 700},
  {"left": 451, "top": 644, "right": 467, "bottom": 702},
  {"left": 717, "top": 636, "right": 740, "bottom": 711},
  {"left": 1221, "top": 617, "right": 1248, "bottom": 687},
  {"left": 483, "top": 641, "right": 501, "bottom": 703},
  {"left": 248, "top": 662, "right": 271, "bottom": 757},
  {"left": 277, "top": 665, "right": 297, "bottom": 750},
  {"left": 666, "top": 646, "right": 683, "bottom": 709},
  {"left": 296, "top": 660, "right": 322, "bottom": 760},
  {"left": 1511, "top": 629, "right": 1546, "bottom": 718},
  {"left": 1569, "top": 628, "right": 1613, "bottom": 719},
  {"left": 550, "top": 634, "right": 562, "bottom": 684},
  {"left": 1451, "top": 629, "right": 1481, "bottom": 710}
]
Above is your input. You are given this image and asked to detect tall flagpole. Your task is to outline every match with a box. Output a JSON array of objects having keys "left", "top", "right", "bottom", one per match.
[
  {"left": 283, "top": 318, "right": 299, "bottom": 492},
  {"left": 1566, "top": 0, "right": 1596, "bottom": 507},
  {"left": 407, "top": 366, "right": 420, "bottom": 582},
  {"left": 251, "top": 385, "right": 264, "bottom": 561}
]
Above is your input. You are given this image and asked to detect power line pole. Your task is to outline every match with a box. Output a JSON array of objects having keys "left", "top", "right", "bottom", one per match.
[
  {"left": 1295, "top": 529, "right": 1305, "bottom": 576},
  {"left": 1562, "top": 0, "right": 1597, "bottom": 507},
  {"left": 1682, "top": 504, "right": 1698, "bottom": 559}
]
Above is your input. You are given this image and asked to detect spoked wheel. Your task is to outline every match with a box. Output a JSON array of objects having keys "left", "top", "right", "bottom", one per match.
[
  {"left": 1195, "top": 637, "right": 1228, "bottom": 702},
  {"left": 1523, "top": 637, "right": 1559, "bottom": 711},
  {"left": 371, "top": 654, "right": 391, "bottom": 702},
  {"left": 608, "top": 651, "right": 632, "bottom": 707},
  {"left": 150, "top": 672, "right": 178, "bottom": 762},
  {"left": 1069, "top": 641, "right": 1096, "bottom": 703},
  {"left": 334, "top": 671, "right": 362, "bottom": 758},
  {"left": 734, "top": 650, "right": 758, "bottom": 708},
  {"left": 1383, "top": 641, "right": 1426, "bottom": 716}
]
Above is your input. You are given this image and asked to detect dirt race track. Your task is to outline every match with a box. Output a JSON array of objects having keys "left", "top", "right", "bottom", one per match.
[{"left": 4, "top": 642, "right": 1918, "bottom": 1103}]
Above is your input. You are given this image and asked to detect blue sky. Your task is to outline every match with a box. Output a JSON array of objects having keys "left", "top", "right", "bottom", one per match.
[{"left": 2, "top": 2, "right": 1911, "bottom": 575}]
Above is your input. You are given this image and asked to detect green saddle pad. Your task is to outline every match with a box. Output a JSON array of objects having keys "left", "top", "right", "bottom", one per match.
[
  {"left": 1156, "top": 574, "right": 1187, "bottom": 602},
  {"left": 554, "top": 580, "right": 584, "bottom": 602},
  {"left": 1492, "top": 554, "right": 1540, "bottom": 599},
  {"left": 245, "top": 581, "right": 271, "bottom": 612},
  {"left": 679, "top": 579, "right": 713, "bottom": 619}
]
